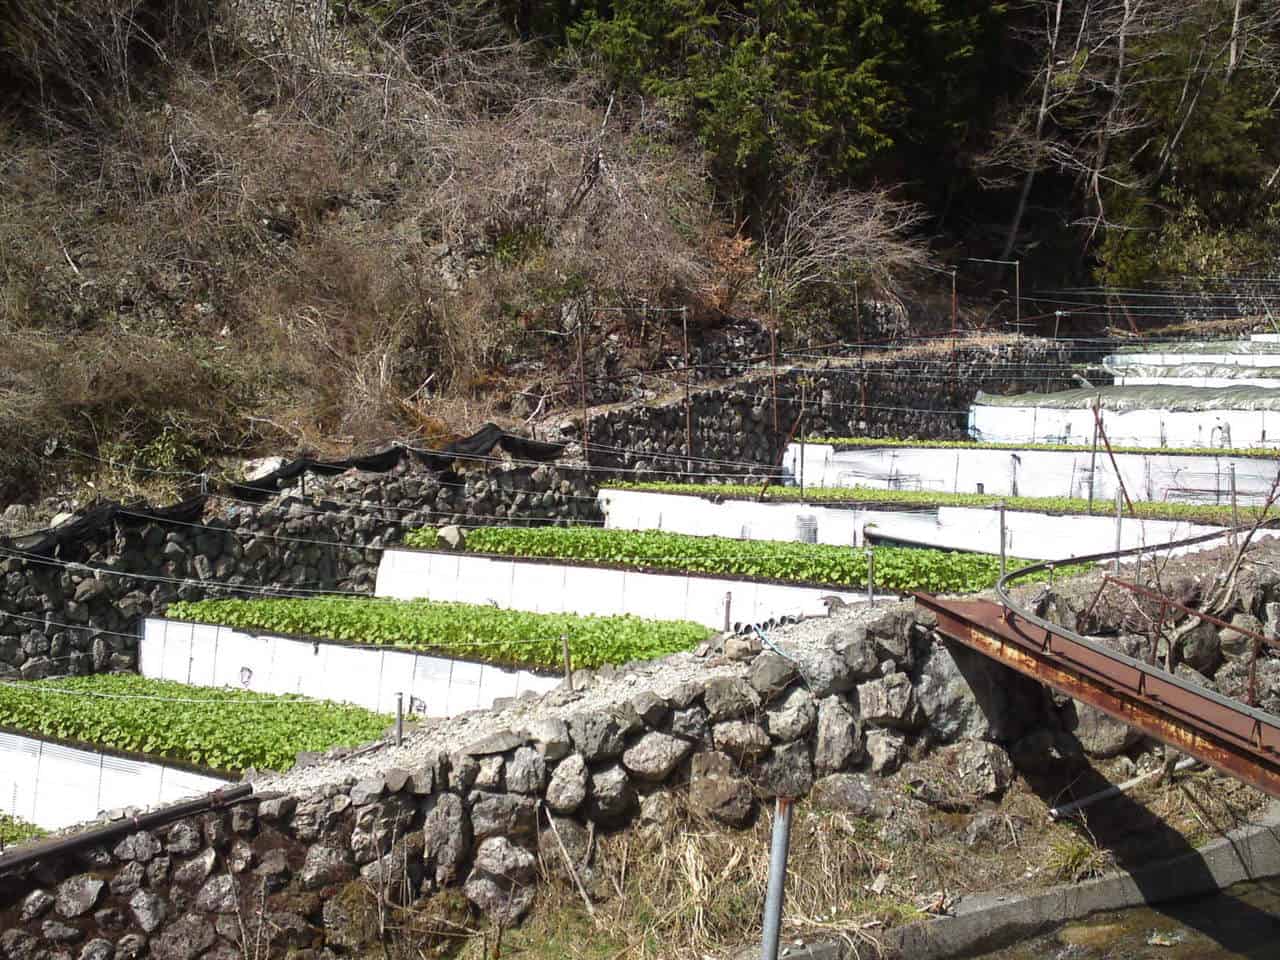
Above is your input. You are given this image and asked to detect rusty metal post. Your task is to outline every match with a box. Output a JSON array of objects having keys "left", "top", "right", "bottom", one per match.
[
  {"left": 998, "top": 501, "right": 1007, "bottom": 578},
  {"left": 760, "top": 796, "right": 794, "bottom": 960},
  {"left": 1088, "top": 396, "right": 1100, "bottom": 514},
  {"left": 1114, "top": 487, "right": 1123, "bottom": 574}
]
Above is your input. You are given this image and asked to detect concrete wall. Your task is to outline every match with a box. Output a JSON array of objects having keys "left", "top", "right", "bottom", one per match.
[
  {"left": 793, "top": 442, "right": 1280, "bottom": 504},
  {"left": 0, "top": 732, "right": 227, "bottom": 832},
  {"left": 599, "top": 488, "right": 1223, "bottom": 560},
  {"left": 140, "top": 619, "right": 559, "bottom": 717},
  {"left": 374, "top": 548, "right": 870, "bottom": 628}
]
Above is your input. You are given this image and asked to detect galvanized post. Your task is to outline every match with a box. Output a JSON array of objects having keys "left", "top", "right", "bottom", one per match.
[
  {"left": 1113, "top": 486, "right": 1123, "bottom": 574},
  {"left": 760, "top": 796, "right": 794, "bottom": 960},
  {"left": 724, "top": 592, "right": 732, "bottom": 633},
  {"left": 998, "top": 501, "right": 1007, "bottom": 579},
  {"left": 395, "top": 692, "right": 404, "bottom": 747},
  {"left": 866, "top": 549, "right": 875, "bottom": 605}
]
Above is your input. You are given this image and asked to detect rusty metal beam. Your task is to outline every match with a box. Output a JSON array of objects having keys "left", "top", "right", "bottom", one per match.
[{"left": 915, "top": 593, "right": 1280, "bottom": 799}]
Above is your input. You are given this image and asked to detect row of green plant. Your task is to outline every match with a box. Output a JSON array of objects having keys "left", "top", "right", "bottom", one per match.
[
  {"left": 168, "top": 598, "right": 711, "bottom": 672},
  {"left": 403, "top": 526, "right": 1080, "bottom": 594},
  {"left": 0, "top": 675, "right": 390, "bottom": 774},
  {"left": 805, "top": 436, "right": 1280, "bottom": 461},
  {"left": 0, "top": 813, "right": 46, "bottom": 847},
  {"left": 603, "top": 482, "right": 1255, "bottom": 527}
]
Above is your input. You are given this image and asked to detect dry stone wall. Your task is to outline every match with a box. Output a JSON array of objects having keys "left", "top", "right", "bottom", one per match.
[
  {"left": 0, "top": 464, "right": 600, "bottom": 680},
  {"left": 0, "top": 604, "right": 1051, "bottom": 958},
  {"left": 570, "top": 339, "right": 1073, "bottom": 478}
]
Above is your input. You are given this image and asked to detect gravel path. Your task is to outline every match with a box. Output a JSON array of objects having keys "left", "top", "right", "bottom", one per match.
[{"left": 257, "top": 599, "right": 901, "bottom": 796}]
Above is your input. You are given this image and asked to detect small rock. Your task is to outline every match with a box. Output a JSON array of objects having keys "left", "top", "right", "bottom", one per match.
[
  {"left": 42, "top": 920, "right": 85, "bottom": 944},
  {"left": 631, "top": 690, "right": 670, "bottom": 727},
  {"left": 165, "top": 821, "right": 203, "bottom": 855},
  {"left": 748, "top": 652, "right": 797, "bottom": 699},
  {"left": 20, "top": 889, "right": 54, "bottom": 921},
  {"left": 113, "top": 831, "right": 161, "bottom": 863},
  {"left": 506, "top": 746, "right": 547, "bottom": 794},
  {"left": 109, "top": 862, "right": 146, "bottom": 897},
  {"left": 128, "top": 889, "right": 168, "bottom": 934},
  {"left": 568, "top": 713, "right": 625, "bottom": 761},
  {"left": 464, "top": 729, "right": 526, "bottom": 757},
  {"left": 79, "top": 939, "right": 114, "bottom": 960},
  {"left": 116, "top": 935, "right": 147, "bottom": 960},
  {"left": 422, "top": 793, "right": 470, "bottom": 886},
  {"left": 151, "top": 914, "right": 215, "bottom": 960},
  {"left": 724, "top": 635, "right": 761, "bottom": 661},
  {"left": 857, "top": 673, "right": 923, "bottom": 729},
  {"left": 936, "top": 740, "right": 1015, "bottom": 799},
  {"left": 195, "top": 875, "right": 238, "bottom": 914},
  {"left": 349, "top": 777, "right": 386, "bottom": 805},
  {"left": 670, "top": 705, "right": 710, "bottom": 741},
  {"left": 173, "top": 849, "right": 216, "bottom": 890},
  {"left": 256, "top": 795, "right": 297, "bottom": 822}
]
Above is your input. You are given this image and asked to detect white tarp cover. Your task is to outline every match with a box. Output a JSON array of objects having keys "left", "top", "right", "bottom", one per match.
[
  {"left": 1105, "top": 362, "right": 1280, "bottom": 380},
  {"left": 1113, "top": 339, "right": 1280, "bottom": 355},
  {"left": 0, "top": 730, "right": 228, "bottom": 831},
  {"left": 973, "top": 385, "right": 1280, "bottom": 412}
]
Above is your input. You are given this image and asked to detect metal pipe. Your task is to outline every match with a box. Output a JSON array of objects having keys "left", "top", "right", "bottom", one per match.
[
  {"left": 1113, "top": 487, "right": 1123, "bottom": 574},
  {"left": 998, "top": 501, "right": 1007, "bottom": 578},
  {"left": 1050, "top": 757, "right": 1197, "bottom": 819},
  {"left": 760, "top": 796, "right": 795, "bottom": 960},
  {"left": 1230, "top": 462, "right": 1239, "bottom": 552},
  {"left": 0, "top": 783, "right": 253, "bottom": 875},
  {"left": 724, "top": 592, "right": 732, "bottom": 633},
  {"left": 395, "top": 692, "right": 404, "bottom": 747}
]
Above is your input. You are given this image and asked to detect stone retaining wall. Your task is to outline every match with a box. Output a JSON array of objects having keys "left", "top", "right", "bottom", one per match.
[
  {"left": 0, "top": 605, "right": 1051, "bottom": 958},
  {"left": 0, "top": 464, "right": 600, "bottom": 680},
  {"left": 571, "top": 339, "right": 1073, "bottom": 478}
]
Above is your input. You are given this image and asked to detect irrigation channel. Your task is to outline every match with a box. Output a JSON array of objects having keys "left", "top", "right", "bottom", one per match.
[{"left": 977, "top": 879, "right": 1280, "bottom": 959}]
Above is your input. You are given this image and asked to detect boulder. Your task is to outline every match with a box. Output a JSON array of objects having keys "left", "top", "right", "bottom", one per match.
[
  {"left": 422, "top": 793, "right": 470, "bottom": 886},
  {"left": 165, "top": 821, "right": 203, "bottom": 855},
  {"left": 748, "top": 652, "right": 797, "bottom": 699},
  {"left": 349, "top": 777, "right": 386, "bottom": 805},
  {"left": 471, "top": 794, "right": 537, "bottom": 842},
  {"left": 1221, "top": 613, "right": 1264, "bottom": 660},
  {"left": 631, "top": 690, "right": 671, "bottom": 727},
  {"left": 702, "top": 676, "right": 760, "bottom": 720},
  {"left": 195, "top": 875, "right": 238, "bottom": 914},
  {"left": 586, "top": 764, "right": 635, "bottom": 825},
  {"left": 789, "top": 647, "right": 855, "bottom": 698},
  {"left": 712, "top": 720, "right": 771, "bottom": 761},
  {"left": 506, "top": 746, "right": 547, "bottom": 794},
  {"left": 688, "top": 752, "right": 754, "bottom": 827},
  {"left": 912, "top": 640, "right": 1043, "bottom": 744},
  {"left": 113, "top": 831, "right": 161, "bottom": 863},
  {"left": 935, "top": 740, "right": 1015, "bottom": 799},
  {"left": 109, "top": 862, "right": 145, "bottom": 897},
  {"left": 1063, "top": 700, "right": 1142, "bottom": 759},
  {"left": 128, "top": 890, "right": 168, "bottom": 934},
  {"left": 765, "top": 687, "right": 816, "bottom": 742},
  {"left": 173, "top": 849, "right": 216, "bottom": 890},
  {"left": 857, "top": 673, "right": 923, "bottom": 730},
  {"left": 1178, "top": 620, "right": 1221, "bottom": 675},
  {"left": 55, "top": 876, "right": 104, "bottom": 919},
  {"left": 464, "top": 838, "right": 537, "bottom": 925},
  {"left": 866, "top": 730, "right": 906, "bottom": 775},
  {"left": 545, "top": 753, "right": 589, "bottom": 814},
  {"left": 567, "top": 713, "right": 625, "bottom": 761},
  {"left": 829, "top": 625, "right": 883, "bottom": 680},
  {"left": 622, "top": 731, "right": 693, "bottom": 781},
  {"left": 151, "top": 914, "right": 216, "bottom": 960},
  {"left": 670, "top": 705, "right": 710, "bottom": 741},
  {"left": 299, "top": 844, "right": 354, "bottom": 889},
  {"left": 755, "top": 741, "right": 813, "bottom": 798},
  {"left": 814, "top": 696, "right": 862, "bottom": 775},
  {"left": 20, "top": 889, "right": 54, "bottom": 921},
  {"left": 810, "top": 774, "right": 881, "bottom": 817}
]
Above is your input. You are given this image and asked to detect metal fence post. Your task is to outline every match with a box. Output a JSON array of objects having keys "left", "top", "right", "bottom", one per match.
[
  {"left": 1230, "top": 462, "right": 1239, "bottom": 552},
  {"left": 724, "top": 592, "right": 732, "bottom": 633},
  {"left": 760, "top": 796, "right": 795, "bottom": 960},
  {"left": 395, "top": 693, "right": 404, "bottom": 747},
  {"left": 561, "top": 634, "right": 574, "bottom": 691},
  {"left": 998, "top": 501, "right": 1007, "bottom": 579},
  {"left": 1113, "top": 486, "right": 1123, "bottom": 574}
]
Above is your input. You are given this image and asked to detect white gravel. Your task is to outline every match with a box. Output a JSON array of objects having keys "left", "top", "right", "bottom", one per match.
[{"left": 257, "top": 599, "right": 905, "bottom": 797}]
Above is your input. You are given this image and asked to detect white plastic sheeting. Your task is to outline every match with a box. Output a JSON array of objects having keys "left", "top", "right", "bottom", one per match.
[
  {"left": 788, "top": 443, "right": 1280, "bottom": 504},
  {"left": 140, "top": 619, "right": 559, "bottom": 718},
  {"left": 0, "top": 731, "right": 228, "bottom": 832},
  {"left": 602, "top": 488, "right": 867, "bottom": 545},
  {"left": 599, "top": 488, "right": 1224, "bottom": 560},
  {"left": 968, "top": 401, "right": 1280, "bottom": 451},
  {"left": 865, "top": 506, "right": 1223, "bottom": 560},
  {"left": 374, "top": 549, "right": 871, "bottom": 628},
  {"left": 1104, "top": 350, "right": 1280, "bottom": 389}
]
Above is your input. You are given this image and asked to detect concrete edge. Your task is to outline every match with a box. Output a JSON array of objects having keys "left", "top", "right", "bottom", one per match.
[{"left": 782, "top": 800, "right": 1280, "bottom": 960}]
